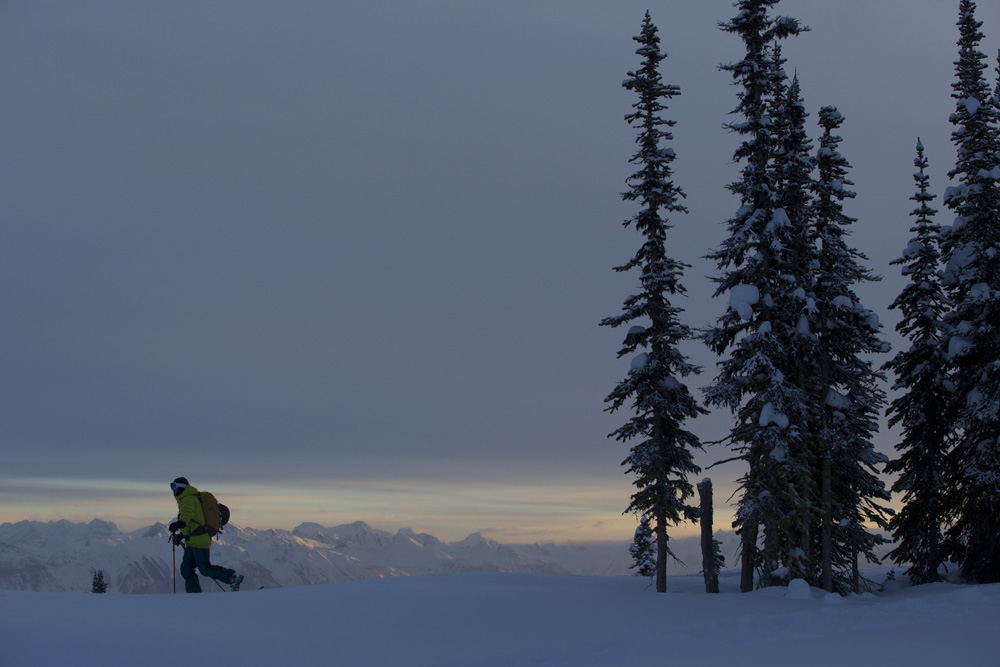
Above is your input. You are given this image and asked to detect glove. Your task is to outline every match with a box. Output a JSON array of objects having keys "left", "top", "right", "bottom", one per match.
[
  {"left": 168, "top": 520, "right": 185, "bottom": 534},
  {"left": 171, "top": 533, "right": 184, "bottom": 546}
]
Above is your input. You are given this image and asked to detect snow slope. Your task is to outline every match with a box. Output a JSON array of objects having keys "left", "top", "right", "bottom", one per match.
[{"left": 2, "top": 570, "right": 996, "bottom": 666}]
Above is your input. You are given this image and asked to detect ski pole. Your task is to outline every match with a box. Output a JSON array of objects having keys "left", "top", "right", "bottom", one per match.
[{"left": 172, "top": 537, "right": 176, "bottom": 594}]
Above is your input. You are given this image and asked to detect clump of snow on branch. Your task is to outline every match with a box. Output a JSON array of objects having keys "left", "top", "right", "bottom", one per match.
[{"left": 730, "top": 284, "right": 760, "bottom": 321}]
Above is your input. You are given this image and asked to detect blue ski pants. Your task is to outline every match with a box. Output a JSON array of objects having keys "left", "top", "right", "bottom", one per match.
[{"left": 180, "top": 546, "right": 235, "bottom": 593}]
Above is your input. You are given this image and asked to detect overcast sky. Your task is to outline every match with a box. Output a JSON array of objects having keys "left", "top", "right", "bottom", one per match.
[{"left": 1, "top": 0, "right": 994, "bottom": 542}]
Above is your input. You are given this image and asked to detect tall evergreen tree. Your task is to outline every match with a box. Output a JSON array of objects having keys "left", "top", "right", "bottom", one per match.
[
  {"left": 884, "top": 140, "right": 953, "bottom": 585},
  {"left": 939, "top": 0, "right": 1000, "bottom": 584},
  {"left": 705, "top": 0, "right": 806, "bottom": 592},
  {"left": 770, "top": 66, "right": 825, "bottom": 587},
  {"left": 602, "top": 12, "right": 705, "bottom": 594},
  {"left": 809, "top": 107, "right": 891, "bottom": 593}
]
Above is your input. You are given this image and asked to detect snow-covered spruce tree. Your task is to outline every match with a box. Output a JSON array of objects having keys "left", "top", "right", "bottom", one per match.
[
  {"left": 705, "top": 0, "right": 807, "bottom": 592},
  {"left": 602, "top": 12, "right": 705, "bottom": 594},
  {"left": 769, "top": 66, "right": 827, "bottom": 588},
  {"left": 809, "top": 107, "right": 891, "bottom": 594},
  {"left": 629, "top": 515, "right": 657, "bottom": 579},
  {"left": 939, "top": 0, "right": 1000, "bottom": 584},
  {"left": 883, "top": 140, "right": 954, "bottom": 586}
]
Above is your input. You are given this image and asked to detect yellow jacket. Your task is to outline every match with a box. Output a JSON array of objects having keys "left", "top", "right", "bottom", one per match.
[{"left": 174, "top": 484, "right": 212, "bottom": 549}]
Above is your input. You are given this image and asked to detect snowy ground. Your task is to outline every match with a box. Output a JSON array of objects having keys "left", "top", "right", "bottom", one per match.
[{"left": 2, "top": 570, "right": 997, "bottom": 666}]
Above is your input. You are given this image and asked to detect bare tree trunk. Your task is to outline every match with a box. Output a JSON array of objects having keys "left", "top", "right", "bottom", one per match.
[
  {"left": 699, "top": 479, "right": 719, "bottom": 593},
  {"left": 928, "top": 496, "right": 940, "bottom": 582},
  {"left": 740, "top": 521, "right": 757, "bottom": 593},
  {"left": 761, "top": 519, "right": 779, "bottom": 588},
  {"left": 655, "top": 505, "right": 667, "bottom": 593},
  {"left": 652, "top": 410, "right": 668, "bottom": 594},
  {"left": 852, "top": 528, "right": 860, "bottom": 593},
  {"left": 822, "top": 453, "right": 833, "bottom": 592}
]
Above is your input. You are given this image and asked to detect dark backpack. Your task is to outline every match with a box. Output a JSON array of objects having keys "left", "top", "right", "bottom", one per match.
[{"left": 195, "top": 491, "right": 230, "bottom": 537}]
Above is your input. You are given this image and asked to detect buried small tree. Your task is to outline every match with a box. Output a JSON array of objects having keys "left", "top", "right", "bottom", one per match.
[{"left": 629, "top": 515, "right": 657, "bottom": 579}]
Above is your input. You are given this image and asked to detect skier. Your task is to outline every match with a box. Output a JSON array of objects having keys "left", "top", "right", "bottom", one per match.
[{"left": 168, "top": 477, "right": 244, "bottom": 593}]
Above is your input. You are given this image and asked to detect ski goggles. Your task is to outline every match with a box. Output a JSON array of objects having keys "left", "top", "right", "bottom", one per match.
[{"left": 170, "top": 482, "right": 187, "bottom": 492}]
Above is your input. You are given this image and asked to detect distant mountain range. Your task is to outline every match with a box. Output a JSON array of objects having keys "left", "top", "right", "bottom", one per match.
[{"left": 0, "top": 519, "right": 742, "bottom": 593}]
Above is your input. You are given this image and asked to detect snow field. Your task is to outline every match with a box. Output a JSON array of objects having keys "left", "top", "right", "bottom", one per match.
[{"left": 2, "top": 571, "right": 997, "bottom": 667}]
